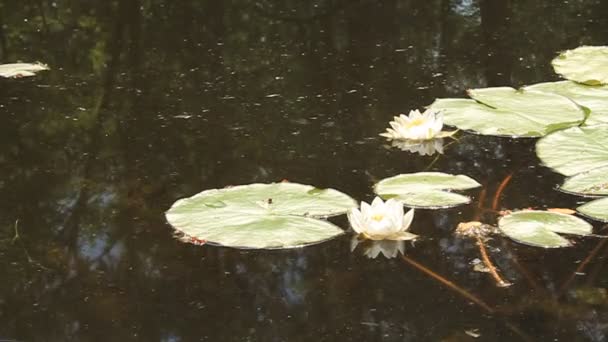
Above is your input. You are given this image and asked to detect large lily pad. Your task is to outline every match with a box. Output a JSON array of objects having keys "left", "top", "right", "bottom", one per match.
[
  {"left": 536, "top": 125, "right": 608, "bottom": 177},
  {"left": 498, "top": 211, "right": 593, "bottom": 248},
  {"left": 0, "top": 63, "right": 49, "bottom": 78},
  {"left": 166, "top": 183, "right": 357, "bottom": 249},
  {"left": 525, "top": 81, "right": 608, "bottom": 125},
  {"left": 552, "top": 46, "right": 608, "bottom": 85},
  {"left": 578, "top": 197, "right": 608, "bottom": 222},
  {"left": 429, "top": 87, "right": 585, "bottom": 137},
  {"left": 374, "top": 172, "right": 481, "bottom": 208}
]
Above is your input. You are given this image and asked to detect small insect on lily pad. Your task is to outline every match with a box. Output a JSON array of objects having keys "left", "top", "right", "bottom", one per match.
[
  {"left": 0, "top": 63, "right": 49, "bottom": 78},
  {"left": 166, "top": 182, "right": 357, "bottom": 249},
  {"left": 374, "top": 172, "right": 481, "bottom": 209},
  {"left": 578, "top": 197, "right": 608, "bottom": 222},
  {"left": 498, "top": 210, "right": 593, "bottom": 248},
  {"left": 552, "top": 46, "right": 608, "bottom": 85}
]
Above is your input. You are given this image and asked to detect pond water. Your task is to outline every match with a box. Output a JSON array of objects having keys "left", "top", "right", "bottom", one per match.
[{"left": 2, "top": 1, "right": 608, "bottom": 341}]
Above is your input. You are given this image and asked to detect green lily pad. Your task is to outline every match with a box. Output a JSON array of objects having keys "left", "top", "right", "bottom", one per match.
[
  {"left": 0, "top": 63, "right": 49, "bottom": 78},
  {"left": 577, "top": 197, "right": 608, "bottom": 222},
  {"left": 561, "top": 166, "right": 608, "bottom": 196},
  {"left": 165, "top": 182, "right": 357, "bottom": 249},
  {"left": 552, "top": 46, "right": 608, "bottom": 85},
  {"left": 498, "top": 211, "right": 593, "bottom": 248},
  {"left": 524, "top": 81, "right": 608, "bottom": 125},
  {"left": 374, "top": 172, "right": 481, "bottom": 209},
  {"left": 536, "top": 125, "right": 608, "bottom": 176},
  {"left": 428, "top": 87, "right": 585, "bottom": 137}
]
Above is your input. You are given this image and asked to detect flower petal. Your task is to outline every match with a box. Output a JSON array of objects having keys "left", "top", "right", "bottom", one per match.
[
  {"left": 371, "top": 196, "right": 385, "bottom": 210},
  {"left": 361, "top": 201, "right": 372, "bottom": 218},
  {"left": 347, "top": 208, "right": 365, "bottom": 234},
  {"left": 402, "top": 208, "right": 415, "bottom": 231}
]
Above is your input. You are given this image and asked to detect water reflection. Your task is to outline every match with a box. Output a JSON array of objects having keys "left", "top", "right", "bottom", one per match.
[
  {"left": 350, "top": 237, "right": 406, "bottom": 259},
  {"left": 1, "top": 0, "right": 608, "bottom": 340},
  {"left": 385, "top": 138, "right": 444, "bottom": 155}
]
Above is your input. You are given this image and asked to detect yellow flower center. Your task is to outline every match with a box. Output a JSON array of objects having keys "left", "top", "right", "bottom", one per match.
[
  {"left": 372, "top": 214, "right": 384, "bottom": 221},
  {"left": 406, "top": 118, "right": 426, "bottom": 128}
]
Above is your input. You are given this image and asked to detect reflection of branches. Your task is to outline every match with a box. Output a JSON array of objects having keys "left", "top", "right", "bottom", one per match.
[
  {"left": 252, "top": 0, "right": 367, "bottom": 23},
  {"left": 59, "top": 0, "right": 129, "bottom": 248},
  {"left": 11, "top": 219, "right": 50, "bottom": 270},
  {"left": 559, "top": 235, "right": 608, "bottom": 296},
  {"left": 0, "top": 9, "right": 6, "bottom": 60}
]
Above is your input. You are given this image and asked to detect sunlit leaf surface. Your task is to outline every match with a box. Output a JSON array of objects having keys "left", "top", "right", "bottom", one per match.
[
  {"left": 498, "top": 211, "right": 593, "bottom": 248},
  {"left": 536, "top": 125, "right": 608, "bottom": 177},
  {"left": 525, "top": 81, "right": 608, "bottom": 125},
  {"left": 552, "top": 46, "right": 608, "bottom": 85},
  {"left": 561, "top": 166, "right": 608, "bottom": 196},
  {"left": 374, "top": 172, "right": 480, "bottom": 208},
  {"left": 577, "top": 197, "right": 608, "bottom": 222},
  {"left": 429, "top": 87, "right": 585, "bottom": 137},
  {"left": 166, "top": 183, "right": 357, "bottom": 249},
  {"left": 0, "top": 63, "right": 49, "bottom": 78}
]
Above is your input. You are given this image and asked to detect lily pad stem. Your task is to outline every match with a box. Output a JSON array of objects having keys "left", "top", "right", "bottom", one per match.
[{"left": 477, "top": 237, "right": 512, "bottom": 287}]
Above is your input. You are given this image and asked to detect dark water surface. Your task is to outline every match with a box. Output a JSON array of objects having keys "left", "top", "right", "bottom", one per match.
[{"left": 2, "top": 1, "right": 608, "bottom": 341}]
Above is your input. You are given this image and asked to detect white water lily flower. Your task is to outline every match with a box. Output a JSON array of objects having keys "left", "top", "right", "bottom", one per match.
[
  {"left": 350, "top": 237, "right": 405, "bottom": 259},
  {"left": 380, "top": 109, "right": 444, "bottom": 141},
  {"left": 347, "top": 197, "right": 416, "bottom": 241},
  {"left": 389, "top": 138, "right": 444, "bottom": 156}
]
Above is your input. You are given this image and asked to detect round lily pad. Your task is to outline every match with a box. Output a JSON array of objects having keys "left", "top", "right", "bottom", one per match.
[
  {"left": 374, "top": 172, "right": 481, "bottom": 209},
  {"left": 429, "top": 87, "right": 585, "bottom": 137},
  {"left": 498, "top": 211, "right": 593, "bottom": 248},
  {"left": 578, "top": 197, "right": 608, "bottom": 222},
  {"left": 166, "top": 183, "right": 357, "bottom": 249},
  {"left": 552, "top": 46, "right": 608, "bottom": 85}
]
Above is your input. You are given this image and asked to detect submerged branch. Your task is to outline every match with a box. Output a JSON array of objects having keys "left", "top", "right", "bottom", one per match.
[
  {"left": 492, "top": 173, "right": 513, "bottom": 210},
  {"left": 477, "top": 237, "right": 512, "bottom": 287},
  {"left": 400, "top": 254, "right": 495, "bottom": 313}
]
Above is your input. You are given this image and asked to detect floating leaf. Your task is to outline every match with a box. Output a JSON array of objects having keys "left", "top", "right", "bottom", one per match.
[
  {"left": 498, "top": 211, "right": 593, "bottom": 248},
  {"left": 166, "top": 183, "right": 357, "bottom": 249},
  {"left": 0, "top": 63, "right": 49, "bottom": 78},
  {"left": 552, "top": 46, "right": 608, "bottom": 85},
  {"left": 536, "top": 125, "right": 608, "bottom": 176},
  {"left": 428, "top": 87, "right": 585, "bottom": 137},
  {"left": 374, "top": 172, "right": 480, "bottom": 208},
  {"left": 524, "top": 81, "right": 608, "bottom": 125},
  {"left": 546, "top": 208, "right": 576, "bottom": 215},
  {"left": 577, "top": 197, "right": 608, "bottom": 222},
  {"left": 561, "top": 166, "right": 608, "bottom": 196}
]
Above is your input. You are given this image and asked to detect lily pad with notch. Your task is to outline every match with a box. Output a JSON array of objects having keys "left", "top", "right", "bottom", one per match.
[
  {"left": 428, "top": 87, "right": 585, "bottom": 137},
  {"left": 166, "top": 182, "right": 357, "bottom": 249},
  {"left": 374, "top": 172, "right": 481, "bottom": 208},
  {"left": 498, "top": 210, "right": 593, "bottom": 248},
  {"left": 524, "top": 81, "right": 608, "bottom": 126}
]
